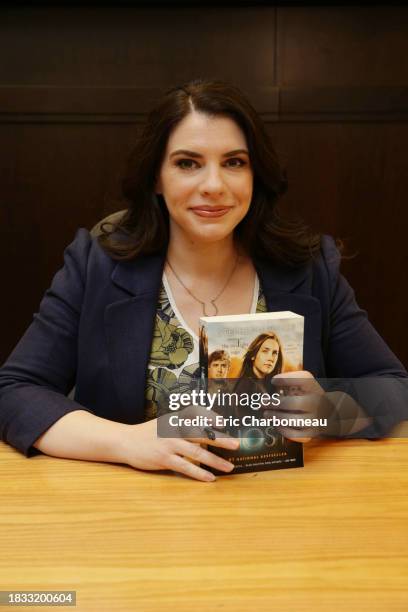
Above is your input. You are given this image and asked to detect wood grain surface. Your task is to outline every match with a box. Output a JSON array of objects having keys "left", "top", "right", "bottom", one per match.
[{"left": 1, "top": 426, "right": 408, "bottom": 611}]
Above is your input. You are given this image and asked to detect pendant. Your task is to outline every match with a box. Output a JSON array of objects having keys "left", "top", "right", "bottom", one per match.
[{"left": 202, "top": 300, "right": 218, "bottom": 316}]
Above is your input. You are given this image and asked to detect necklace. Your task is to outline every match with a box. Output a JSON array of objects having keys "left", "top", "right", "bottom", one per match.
[{"left": 166, "top": 253, "right": 240, "bottom": 316}]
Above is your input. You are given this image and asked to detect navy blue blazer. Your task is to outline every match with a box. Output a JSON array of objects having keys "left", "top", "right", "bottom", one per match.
[{"left": 0, "top": 229, "right": 406, "bottom": 455}]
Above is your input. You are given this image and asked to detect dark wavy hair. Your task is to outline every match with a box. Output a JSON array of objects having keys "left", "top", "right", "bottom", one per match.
[
  {"left": 239, "top": 332, "right": 283, "bottom": 381},
  {"left": 98, "top": 79, "right": 321, "bottom": 264}
]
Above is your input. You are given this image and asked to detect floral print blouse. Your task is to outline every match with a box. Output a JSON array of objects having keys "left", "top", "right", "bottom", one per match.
[{"left": 144, "top": 273, "right": 266, "bottom": 421}]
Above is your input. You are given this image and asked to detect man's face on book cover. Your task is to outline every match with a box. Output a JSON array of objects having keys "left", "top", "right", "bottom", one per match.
[
  {"left": 252, "top": 338, "right": 280, "bottom": 378},
  {"left": 209, "top": 359, "right": 229, "bottom": 379}
]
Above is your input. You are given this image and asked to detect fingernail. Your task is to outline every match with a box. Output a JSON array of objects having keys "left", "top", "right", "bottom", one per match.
[
  {"left": 222, "top": 461, "right": 235, "bottom": 471},
  {"left": 205, "top": 473, "right": 216, "bottom": 482}
]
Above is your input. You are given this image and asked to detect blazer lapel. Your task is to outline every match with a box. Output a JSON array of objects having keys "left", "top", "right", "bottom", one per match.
[{"left": 104, "top": 253, "right": 165, "bottom": 422}]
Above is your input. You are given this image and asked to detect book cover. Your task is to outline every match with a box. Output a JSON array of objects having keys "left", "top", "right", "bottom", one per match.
[{"left": 199, "top": 311, "right": 304, "bottom": 475}]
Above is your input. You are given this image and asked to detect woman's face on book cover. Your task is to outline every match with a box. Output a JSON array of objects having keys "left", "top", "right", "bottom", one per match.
[
  {"left": 156, "top": 110, "right": 253, "bottom": 244},
  {"left": 252, "top": 338, "right": 280, "bottom": 378}
]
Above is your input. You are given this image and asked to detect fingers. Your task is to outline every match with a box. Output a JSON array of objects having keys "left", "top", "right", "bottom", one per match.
[
  {"left": 273, "top": 371, "right": 324, "bottom": 396},
  {"left": 157, "top": 406, "right": 227, "bottom": 439},
  {"left": 274, "top": 415, "right": 314, "bottom": 442},
  {"left": 166, "top": 439, "right": 235, "bottom": 481},
  {"left": 126, "top": 420, "right": 236, "bottom": 481},
  {"left": 278, "top": 395, "right": 313, "bottom": 413},
  {"left": 274, "top": 370, "right": 314, "bottom": 379},
  {"left": 264, "top": 396, "right": 321, "bottom": 441},
  {"left": 183, "top": 427, "right": 240, "bottom": 449},
  {"left": 177, "top": 406, "right": 227, "bottom": 430},
  {"left": 166, "top": 453, "right": 217, "bottom": 482},
  {"left": 176, "top": 420, "right": 226, "bottom": 440}
]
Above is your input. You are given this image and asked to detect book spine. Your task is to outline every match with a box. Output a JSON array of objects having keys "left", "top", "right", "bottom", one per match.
[{"left": 198, "top": 320, "right": 208, "bottom": 393}]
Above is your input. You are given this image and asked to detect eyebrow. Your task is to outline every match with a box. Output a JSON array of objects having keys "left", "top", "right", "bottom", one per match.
[{"left": 169, "top": 148, "right": 249, "bottom": 159}]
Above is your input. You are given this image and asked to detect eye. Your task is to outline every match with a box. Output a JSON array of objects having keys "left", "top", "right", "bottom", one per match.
[
  {"left": 175, "top": 158, "right": 199, "bottom": 170},
  {"left": 224, "top": 157, "right": 247, "bottom": 168}
]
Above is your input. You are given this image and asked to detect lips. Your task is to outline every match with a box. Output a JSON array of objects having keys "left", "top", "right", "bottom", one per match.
[{"left": 190, "top": 206, "right": 231, "bottom": 218}]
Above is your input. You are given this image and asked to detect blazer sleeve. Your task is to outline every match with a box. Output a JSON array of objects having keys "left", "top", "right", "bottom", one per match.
[
  {"left": 318, "top": 235, "right": 406, "bottom": 378},
  {"left": 0, "top": 228, "right": 94, "bottom": 456},
  {"left": 317, "top": 236, "right": 408, "bottom": 437}
]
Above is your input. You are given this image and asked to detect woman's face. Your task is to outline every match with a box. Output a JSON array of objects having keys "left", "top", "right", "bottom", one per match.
[
  {"left": 156, "top": 111, "right": 253, "bottom": 244},
  {"left": 252, "top": 338, "right": 280, "bottom": 378}
]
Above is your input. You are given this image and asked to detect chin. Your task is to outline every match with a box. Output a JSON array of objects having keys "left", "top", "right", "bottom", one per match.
[{"left": 189, "top": 227, "right": 234, "bottom": 244}]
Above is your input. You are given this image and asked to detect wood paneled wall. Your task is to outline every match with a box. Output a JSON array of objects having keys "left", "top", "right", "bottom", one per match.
[{"left": 1, "top": 5, "right": 408, "bottom": 367}]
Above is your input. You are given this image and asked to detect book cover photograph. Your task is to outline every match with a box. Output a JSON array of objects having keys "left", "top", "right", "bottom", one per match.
[{"left": 199, "top": 311, "right": 305, "bottom": 475}]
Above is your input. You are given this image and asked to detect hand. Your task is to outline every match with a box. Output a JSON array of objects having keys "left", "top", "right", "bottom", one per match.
[
  {"left": 272, "top": 371, "right": 373, "bottom": 440},
  {"left": 118, "top": 408, "right": 240, "bottom": 482},
  {"left": 271, "top": 370, "right": 326, "bottom": 443}
]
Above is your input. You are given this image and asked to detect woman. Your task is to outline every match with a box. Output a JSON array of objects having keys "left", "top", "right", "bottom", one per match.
[
  {"left": 0, "top": 79, "right": 406, "bottom": 482},
  {"left": 238, "top": 332, "right": 283, "bottom": 383},
  {"left": 232, "top": 332, "right": 283, "bottom": 421}
]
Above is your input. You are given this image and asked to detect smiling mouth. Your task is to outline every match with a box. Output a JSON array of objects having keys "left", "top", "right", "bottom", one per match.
[{"left": 190, "top": 206, "right": 231, "bottom": 218}]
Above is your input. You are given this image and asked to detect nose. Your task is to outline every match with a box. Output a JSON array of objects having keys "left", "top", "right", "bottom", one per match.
[{"left": 199, "top": 164, "right": 226, "bottom": 197}]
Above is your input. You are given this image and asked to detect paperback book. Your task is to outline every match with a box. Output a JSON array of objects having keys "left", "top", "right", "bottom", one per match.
[{"left": 199, "top": 311, "right": 304, "bottom": 475}]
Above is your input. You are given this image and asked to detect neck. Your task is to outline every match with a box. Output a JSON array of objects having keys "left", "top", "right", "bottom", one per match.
[{"left": 167, "top": 231, "right": 240, "bottom": 280}]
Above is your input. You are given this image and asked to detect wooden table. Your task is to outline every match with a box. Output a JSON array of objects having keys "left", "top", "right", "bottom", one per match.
[{"left": 1, "top": 428, "right": 408, "bottom": 612}]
